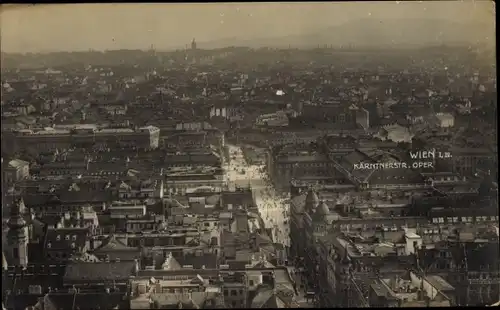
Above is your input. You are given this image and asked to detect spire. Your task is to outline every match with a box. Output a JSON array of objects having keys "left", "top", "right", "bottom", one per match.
[
  {"left": 7, "top": 196, "right": 29, "bottom": 267},
  {"left": 7, "top": 197, "right": 26, "bottom": 230}
]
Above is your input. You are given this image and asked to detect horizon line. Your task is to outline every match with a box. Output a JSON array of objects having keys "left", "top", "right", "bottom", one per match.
[{"left": 1, "top": 42, "right": 487, "bottom": 56}]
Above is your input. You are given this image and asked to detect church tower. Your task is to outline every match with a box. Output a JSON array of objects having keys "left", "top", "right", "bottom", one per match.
[
  {"left": 191, "top": 38, "right": 197, "bottom": 50},
  {"left": 7, "top": 197, "right": 29, "bottom": 268}
]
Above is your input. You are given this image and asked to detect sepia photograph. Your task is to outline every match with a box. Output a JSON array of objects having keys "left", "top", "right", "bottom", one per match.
[{"left": 0, "top": 2, "right": 497, "bottom": 309}]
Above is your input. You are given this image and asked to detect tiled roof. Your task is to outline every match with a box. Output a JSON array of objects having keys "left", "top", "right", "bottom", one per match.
[
  {"left": 178, "top": 253, "right": 218, "bottom": 269},
  {"left": 37, "top": 214, "right": 63, "bottom": 227},
  {"left": 250, "top": 288, "right": 275, "bottom": 308},
  {"left": 59, "top": 190, "right": 114, "bottom": 203},
  {"left": 44, "top": 227, "right": 90, "bottom": 252},
  {"left": 150, "top": 291, "right": 222, "bottom": 309},
  {"left": 340, "top": 151, "right": 375, "bottom": 182},
  {"left": 8, "top": 159, "right": 29, "bottom": 169},
  {"left": 93, "top": 235, "right": 137, "bottom": 252},
  {"left": 161, "top": 253, "right": 182, "bottom": 270},
  {"left": 64, "top": 261, "right": 136, "bottom": 281},
  {"left": 42, "top": 292, "right": 127, "bottom": 310},
  {"left": 251, "top": 260, "right": 275, "bottom": 269}
]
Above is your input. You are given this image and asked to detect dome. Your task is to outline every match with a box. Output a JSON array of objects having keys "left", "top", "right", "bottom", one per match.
[
  {"left": 312, "top": 201, "right": 330, "bottom": 222},
  {"left": 305, "top": 188, "right": 319, "bottom": 211},
  {"left": 317, "top": 201, "right": 330, "bottom": 216}
]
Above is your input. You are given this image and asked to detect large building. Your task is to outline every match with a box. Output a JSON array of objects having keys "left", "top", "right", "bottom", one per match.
[
  {"left": 255, "top": 111, "right": 289, "bottom": 127},
  {"left": 165, "top": 166, "right": 226, "bottom": 195},
  {"left": 267, "top": 135, "right": 358, "bottom": 192},
  {"left": 288, "top": 175, "right": 499, "bottom": 307},
  {"left": 4, "top": 124, "right": 160, "bottom": 153},
  {"left": 2, "top": 177, "right": 304, "bottom": 309},
  {"left": 297, "top": 104, "right": 358, "bottom": 130},
  {"left": 266, "top": 134, "right": 429, "bottom": 193}
]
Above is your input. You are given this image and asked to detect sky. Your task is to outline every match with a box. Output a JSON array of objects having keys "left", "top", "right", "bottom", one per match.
[{"left": 0, "top": 2, "right": 495, "bottom": 53}]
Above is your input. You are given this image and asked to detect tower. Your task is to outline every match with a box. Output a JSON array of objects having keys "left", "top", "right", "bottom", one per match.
[
  {"left": 305, "top": 188, "right": 319, "bottom": 213},
  {"left": 7, "top": 197, "right": 28, "bottom": 268},
  {"left": 191, "top": 38, "right": 197, "bottom": 50}
]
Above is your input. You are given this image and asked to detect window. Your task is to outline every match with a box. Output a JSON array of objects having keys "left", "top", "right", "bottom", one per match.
[
  {"left": 224, "top": 290, "right": 228, "bottom": 296},
  {"left": 204, "top": 223, "right": 210, "bottom": 227},
  {"left": 47, "top": 243, "right": 52, "bottom": 248},
  {"left": 230, "top": 290, "right": 237, "bottom": 296},
  {"left": 71, "top": 243, "right": 76, "bottom": 249},
  {"left": 56, "top": 235, "right": 61, "bottom": 241},
  {"left": 65, "top": 235, "right": 70, "bottom": 241}
]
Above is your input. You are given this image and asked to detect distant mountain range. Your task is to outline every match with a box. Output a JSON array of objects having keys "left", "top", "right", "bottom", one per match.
[
  {"left": 1, "top": 18, "right": 493, "bottom": 57},
  {"left": 197, "top": 18, "right": 495, "bottom": 49}
]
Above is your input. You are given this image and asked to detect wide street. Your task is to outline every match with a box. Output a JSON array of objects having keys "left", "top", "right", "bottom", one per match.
[{"left": 224, "top": 144, "right": 290, "bottom": 247}]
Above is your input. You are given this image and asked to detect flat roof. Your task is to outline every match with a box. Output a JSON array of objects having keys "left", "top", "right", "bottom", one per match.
[
  {"left": 31, "top": 130, "right": 71, "bottom": 135},
  {"left": 98, "top": 128, "right": 134, "bottom": 134},
  {"left": 405, "top": 232, "right": 420, "bottom": 239}
]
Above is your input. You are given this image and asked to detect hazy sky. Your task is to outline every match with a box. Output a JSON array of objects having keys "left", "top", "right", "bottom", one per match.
[{"left": 0, "top": 2, "right": 495, "bottom": 52}]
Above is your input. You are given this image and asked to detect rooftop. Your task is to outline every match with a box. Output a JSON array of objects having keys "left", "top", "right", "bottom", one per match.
[
  {"left": 7, "top": 159, "right": 29, "bottom": 169},
  {"left": 64, "top": 261, "right": 136, "bottom": 281}
]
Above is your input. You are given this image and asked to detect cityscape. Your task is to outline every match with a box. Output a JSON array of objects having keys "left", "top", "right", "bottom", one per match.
[{"left": 1, "top": 2, "right": 498, "bottom": 309}]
